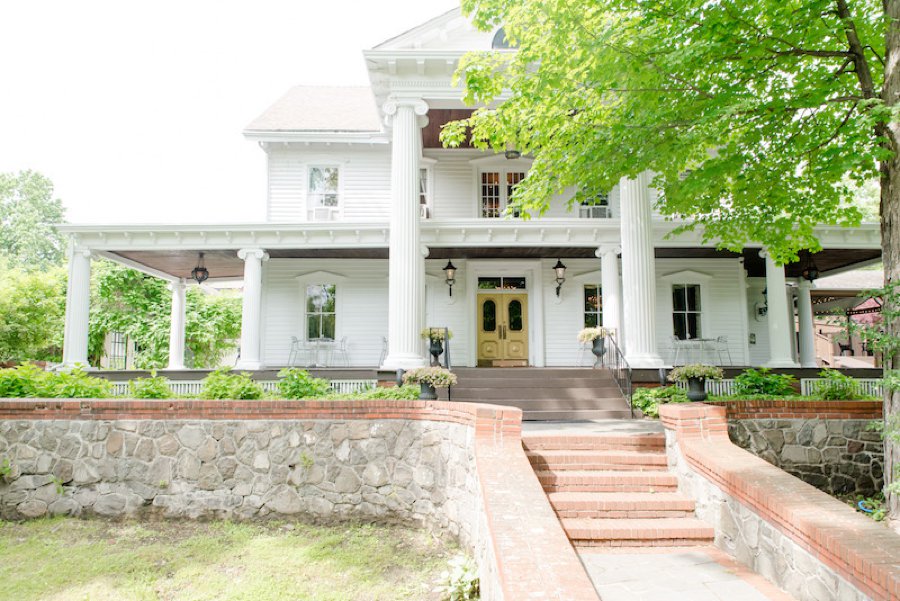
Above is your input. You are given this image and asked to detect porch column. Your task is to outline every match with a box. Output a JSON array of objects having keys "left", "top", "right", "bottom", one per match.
[
  {"left": 596, "top": 245, "right": 622, "bottom": 342},
  {"left": 235, "top": 248, "right": 269, "bottom": 370},
  {"left": 61, "top": 248, "right": 92, "bottom": 368},
  {"left": 619, "top": 173, "right": 664, "bottom": 367},
  {"left": 762, "top": 250, "right": 799, "bottom": 367},
  {"left": 382, "top": 97, "right": 429, "bottom": 370},
  {"left": 796, "top": 279, "right": 818, "bottom": 368},
  {"left": 167, "top": 279, "right": 187, "bottom": 370}
]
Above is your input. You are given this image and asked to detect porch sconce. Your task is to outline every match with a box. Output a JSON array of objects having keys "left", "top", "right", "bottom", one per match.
[
  {"left": 191, "top": 252, "right": 210, "bottom": 284},
  {"left": 553, "top": 259, "right": 567, "bottom": 297},
  {"left": 504, "top": 141, "right": 521, "bottom": 160},
  {"left": 755, "top": 287, "right": 768, "bottom": 320},
  {"left": 801, "top": 252, "right": 820, "bottom": 282},
  {"left": 443, "top": 260, "right": 457, "bottom": 297}
]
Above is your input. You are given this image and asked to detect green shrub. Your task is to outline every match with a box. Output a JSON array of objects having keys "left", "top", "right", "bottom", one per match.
[
  {"left": 733, "top": 368, "right": 796, "bottom": 397},
  {"left": 0, "top": 363, "right": 50, "bottom": 397},
  {"left": 631, "top": 385, "right": 689, "bottom": 418},
  {"left": 357, "top": 384, "right": 420, "bottom": 400},
  {"left": 43, "top": 366, "right": 112, "bottom": 398},
  {"left": 277, "top": 368, "right": 330, "bottom": 399},
  {"left": 200, "top": 368, "right": 264, "bottom": 400},
  {"left": 128, "top": 372, "right": 172, "bottom": 399},
  {"left": 813, "top": 368, "right": 871, "bottom": 400}
]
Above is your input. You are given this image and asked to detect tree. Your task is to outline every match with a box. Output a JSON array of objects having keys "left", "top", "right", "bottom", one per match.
[
  {"left": 0, "top": 170, "right": 66, "bottom": 269},
  {"left": 0, "top": 261, "right": 66, "bottom": 362},
  {"left": 88, "top": 260, "right": 241, "bottom": 369},
  {"left": 444, "top": 1, "right": 900, "bottom": 513}
]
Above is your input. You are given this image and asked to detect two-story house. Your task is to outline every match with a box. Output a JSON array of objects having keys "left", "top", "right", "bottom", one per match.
[{"left": 57, "top": 8, "right": 882, "bottom": 374}]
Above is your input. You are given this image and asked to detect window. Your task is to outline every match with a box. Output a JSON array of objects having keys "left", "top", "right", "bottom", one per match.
[
  {"left": 108, "top": 332, "right": 128, "bottom": 370},
  {"left": 584, "top": 285, "right": 602, "bottom": 327},
  {"left": 478, "top": 276, "right": 526, "bottom": 290},
  {"left": 308, "top": 166, "right": 339, "bottom": 220},
  {"left": 480, "top": 170, "right": 525, "bottom": 218},
  {"left": 579, "top": 192, "right": 610, "bottom": 218},
  {"left": 419, "top": 168, "right": 431, "bottom": 218},
  {"left": 306, "top": 284, "right": 336, "bottom": 340},
  {"left": 672, "top": 284, "right": 701, "bottom": 340}
]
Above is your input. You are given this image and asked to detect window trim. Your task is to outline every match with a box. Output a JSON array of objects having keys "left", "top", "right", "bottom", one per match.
[
  {"left": 295, "top": 271, "right": 347, "bottom": 342},
  {"left": 583, "top": 284, "right": 603, "bottom": 328},
  {"left": 659, "top": 270, "right": 712, "bottom": 341},
  {"left": 306, "top": 164, "right": 342, "bottom": 221},
  {"left": 420, "top": 157, "right": 436, "bottom": 219},
  {"left": 468, "top": 155, "right": 533, "bottom": 218}
]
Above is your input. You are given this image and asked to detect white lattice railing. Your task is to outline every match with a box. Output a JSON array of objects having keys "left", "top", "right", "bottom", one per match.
[
  {"left": 801, "top": 378, "right": 883, "bottom": 397},
  {"left": 675, "top": 379, "right": 738, "bottom": 396},
  {"left": 111, "top": 379, "right": 376, "bottom": 397}
]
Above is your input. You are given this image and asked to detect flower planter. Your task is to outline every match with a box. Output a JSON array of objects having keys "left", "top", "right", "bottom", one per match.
[
  {"left": 686, "top": 377, "right": 707, "bottom": 402},
  {"left": 591, "top": 337, "right": 606, "bottom": 368},
  {"left": 429, "top": 339, "right": 444, "bottom": 366},
  {"left": 419, "top": 382, "right": 438, "bottom": 400}
]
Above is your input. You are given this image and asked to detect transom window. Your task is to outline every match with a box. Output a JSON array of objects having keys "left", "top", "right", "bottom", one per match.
[
  {"left": 480, "top": 170, "right": 525, "bottom": 218},
  {"left": 478, "top": 276, "right": 526, "bottom": 290},
  {"left": 306, "top": 284, "right": 336, "bottom": 340},
  {"left": 308, "top": 166, "right": 339, "bottom": 221},
  {"left": 583, "top": 285, "right": 603, "bottom": 327},
  {"left": 672, "top": 284, "right": 701, "bottom": 340}
]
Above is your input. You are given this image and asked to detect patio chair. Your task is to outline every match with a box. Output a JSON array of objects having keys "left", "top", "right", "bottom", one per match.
[
  {"left": 715, "top": 335, "right": 733, "bottom": 366},
  {"left": 329, "top": 336, "right": 350, "bottom": 367},
  {"left": 287, "top": 336, "right": 314, "bottom": 367}
]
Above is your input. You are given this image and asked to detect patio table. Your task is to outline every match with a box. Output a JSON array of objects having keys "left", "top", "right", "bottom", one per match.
[{"left": 673, "top": 338, "right": 718, "bottom": 365}]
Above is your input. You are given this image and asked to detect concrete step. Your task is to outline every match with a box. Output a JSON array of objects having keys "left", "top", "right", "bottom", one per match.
[
  {"left": 535, "top": 470, "right": 678, "bottom": 493},
  {"left": 452, "top": 396, "right": 627, "bottom": 409},
  {"left": 527, "top": 449, "right": 667, "bottom": 471},
  {"left": 450, "top": 368, "right": 613, "bottom": 379},
  {"left": 522, "top": 409, "right": 634, "bottom": 421},
  {"left": 522, "top": 433, "right": 665, "bottom": 452},
  {"left": 561, "top": 517, "right": 715, "bottom": 547},
  {"left": 547, "top": 492, "right": 696, "bottom": 519},
  {"left": 446, "top": 387, "right": 625, "bottom": 400}
]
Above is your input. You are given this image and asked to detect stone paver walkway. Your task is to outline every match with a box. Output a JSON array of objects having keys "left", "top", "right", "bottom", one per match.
[{"left": 579, "top": 546, "right": 796, "bottom": 601}]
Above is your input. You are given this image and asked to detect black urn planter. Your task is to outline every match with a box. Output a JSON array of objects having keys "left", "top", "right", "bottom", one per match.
[
  {"left": 686, "top": 377, "right": 708, "bottom": 402},
  {"left": 419, "top": 382, "right": 438, "bottom": 400},
  {"left": 429, "top": 339, "right": 444, "bottom": 366},
  {"left": 591, "top": 337, "right": 607, "bottom": 368}
]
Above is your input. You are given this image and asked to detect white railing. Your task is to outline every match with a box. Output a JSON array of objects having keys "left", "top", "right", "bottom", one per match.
[
  {"left": 801, "top": 378, "right": 883, "bottom": 397},
  {"left": 675, "top": 379, "right": 738, "bottom": 396},
  {"left": 111, "top": 379, "right": 376, "bottom": 397}
]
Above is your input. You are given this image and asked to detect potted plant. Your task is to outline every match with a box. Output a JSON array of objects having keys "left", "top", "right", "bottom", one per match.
[
  {"left": 667, "top": 364, "right": 724, "bottom": 402},
  {"left": 577, "top": 326, "right": 612, "bottom": 367},
  {"left": 421, "top": 328, "right": 453, "bottom": 366},
  {"left": 402, "top": 366, "right": 458, "bottom": 400}
]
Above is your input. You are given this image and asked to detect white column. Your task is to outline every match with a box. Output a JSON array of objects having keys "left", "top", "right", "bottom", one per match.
[
  {"left": 762, "top": 250, "right": 799, "bottom": 367},
  {"left": 619, "top": 173, "right": 664, "bottom": 368},
  {"left": 596, "top": 245, "right": 622, "bottom": 342},
  {"left": 381, "top": 97, "right": 429, "bottom": 370},
  {"left": 61, "top": 248, "right": 92, "bottom": 368},
  {"left": 167, "top": 279, "right": 187, "bottom": 370},
  {"left": 235, "top": 248, "right": 269, "bottom": 370},
  {"left": 797, "top": 279, "right": 817, "bottom": 368}
]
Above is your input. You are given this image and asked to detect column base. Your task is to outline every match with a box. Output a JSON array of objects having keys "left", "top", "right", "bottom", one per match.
[
  {"left": 234, "top": 360, "right": 264, "bottom": 370},
  {"left": 380, "top": 353, "right": 427, "bottom": 371},
  {"left": 625, "top": 353, "right": 666, "bottom": 369},
  {"left": 764, "top": 359, "right": 801, "bottom": 368},
  {"left": 166, "top": 363, "right": 186, "bottom": 371},
  {"left": 57, "top": 361, "right": 95, "bottom": 371}
]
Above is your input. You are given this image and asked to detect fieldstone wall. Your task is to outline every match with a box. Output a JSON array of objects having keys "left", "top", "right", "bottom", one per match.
[
  {"left": 0, "top": 418, "right": 477, "bottom": 543},
  {"left": 728, "top": 419, "right": 883, "bottom": 497}
]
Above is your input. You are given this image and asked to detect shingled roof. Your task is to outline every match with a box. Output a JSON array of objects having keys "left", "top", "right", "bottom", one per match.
[{"left": 244, "top": 86, "right": 382, "bottom": 133}]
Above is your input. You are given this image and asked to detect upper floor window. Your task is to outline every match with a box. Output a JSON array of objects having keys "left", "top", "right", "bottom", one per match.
[
  {"left": 481, "top": 170, "right": 525, "bottom": 218},
  {"left": 308, "top": 166, "right": 339, "bottom": 221},
  {"left": 419, "top": 167, "right": 431, "bottom": 218},
  {"left": 672, "top": 284, "right": 701, "bottom": 340},
  {"left": 306, "top": 284, "right": 336, "bottom": 340},
  {"left": 579, "top": 192, "right": 611, "bottom": 219},
  {"left": 584, "top": 285, "right": 602, "bottom": 327}
]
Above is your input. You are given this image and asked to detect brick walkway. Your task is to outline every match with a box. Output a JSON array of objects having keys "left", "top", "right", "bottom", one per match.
[{"left": 579, "top": 546, "right": 797, "bottom": 601}]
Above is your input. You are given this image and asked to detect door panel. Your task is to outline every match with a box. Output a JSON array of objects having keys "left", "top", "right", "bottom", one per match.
[{"left": 477, "top": 293, "right": 529, "bottom": 365}]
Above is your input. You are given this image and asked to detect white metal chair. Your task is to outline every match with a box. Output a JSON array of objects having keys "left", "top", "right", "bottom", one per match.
[
  {"left": 287, "top": 336, "right": 314, "bottom": 367},
  {"left": 329, "top": 336, "right": 350, "bottom": 367},
  {"left": 715, "top": 335, "right": 733, "bottom": 366}
]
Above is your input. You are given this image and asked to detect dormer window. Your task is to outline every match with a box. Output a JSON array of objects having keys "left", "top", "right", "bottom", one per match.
[
  {"left": 308, "top": 166, "right": 340, "bottom": 221},
  {"left": 492, "top": 27, "right": 513, "bottom": 49}
]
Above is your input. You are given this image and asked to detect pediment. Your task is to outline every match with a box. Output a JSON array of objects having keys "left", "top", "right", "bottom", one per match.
[
  {"left": 659, "top": 269, "right": 713, "bottom": 283},
  {"left": 373, "top": 8, "right": 498, "bottom": 52},
  {"left": 295, "top": 270, "right": 348, "bottom": 284}
]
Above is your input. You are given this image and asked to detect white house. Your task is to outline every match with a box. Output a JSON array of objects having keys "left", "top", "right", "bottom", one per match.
[{"left": 57, "top": 9, "right": 882, "bottom": 374}]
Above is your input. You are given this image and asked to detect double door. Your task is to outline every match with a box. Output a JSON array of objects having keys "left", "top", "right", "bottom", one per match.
[{"left": 477, "top": 293, "right": 528, "bottom": 366}]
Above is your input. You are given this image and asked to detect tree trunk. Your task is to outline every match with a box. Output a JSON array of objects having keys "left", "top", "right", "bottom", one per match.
[{"left": 881, "top": 0, "right": 900, "bottom": 518}]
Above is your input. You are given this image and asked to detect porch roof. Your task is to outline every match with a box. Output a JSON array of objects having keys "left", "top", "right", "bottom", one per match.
[{"left": 57, "top": 221, "right": 881, "bottom": 282}]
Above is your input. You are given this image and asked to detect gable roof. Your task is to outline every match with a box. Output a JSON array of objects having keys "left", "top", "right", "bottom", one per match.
[{"left": 243, "top": 86, "right": 381, "bottom": 134}]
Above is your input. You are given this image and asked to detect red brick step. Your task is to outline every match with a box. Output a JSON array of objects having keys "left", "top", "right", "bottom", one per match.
[
  {"left": 535, "top": 470, "right": 678, "bottom": 493},
  {"left": 527, "top": 449, "right": 667, "bottom": 472},
  {"left": 522, "top": 433, "right": 665, "bottom": 452},
  {"left": 561, "top": 517, "right": 715, "bottom": 547},
  {"left": 547, "top": 491, "right": 696, "bottom": 519}
]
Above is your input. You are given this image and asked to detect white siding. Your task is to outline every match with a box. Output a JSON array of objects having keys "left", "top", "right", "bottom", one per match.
[{"left": 745, "top": 277, "right": 772, "bottom": 366}]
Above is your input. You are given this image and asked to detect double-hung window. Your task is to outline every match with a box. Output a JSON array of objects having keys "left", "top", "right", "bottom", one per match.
[
  {"left": 480, "top": 170, "right": 525, "bottom": 218},
  {"left": 308, "top": 166, "right": 339, "bottom": 221},
  {"left": 583, "top": 285, "right": 603, "bottom": 327},
  {"left": 672, "top": 284, "right": 702, "bottom": 340},
  {"left": 306, "top": 284, "right": 336, "bottom": 340}
]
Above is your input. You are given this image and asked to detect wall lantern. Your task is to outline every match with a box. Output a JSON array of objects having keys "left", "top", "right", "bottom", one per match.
[
  {"left": 801, "top": 252, "right": 820, "bottom": 282},
  {"left": 191, "top": 252, "right": 210, "bottom": 284},
  {"left": 504, "top": 141, "right": 521, "bottom": 160},
  {"left": 553, "top": 259, "right": 567, "bottom": 297},
  {"left": 755, "top": 286, "right": 768, "bottom": 319},
  {"left": 443, "top": 260, "right": 457, "bottom": 297}
]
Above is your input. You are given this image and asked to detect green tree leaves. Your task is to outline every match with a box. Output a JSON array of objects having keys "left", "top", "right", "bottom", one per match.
[{"left": 0, "top": 170, "right": 66, "bottom": 269}]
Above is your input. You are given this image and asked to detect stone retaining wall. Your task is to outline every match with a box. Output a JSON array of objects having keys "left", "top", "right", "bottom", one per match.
[
  {"left": 711, "top": 401, "right": 884, "bottom": 497},
  {"left": 661, "top": 403, "right": 899, "bottom": 601}
]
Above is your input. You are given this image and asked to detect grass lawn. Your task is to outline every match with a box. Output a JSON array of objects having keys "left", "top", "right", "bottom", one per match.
[{"left": 0, "top": 518, "right": 456, "bottom": 601}]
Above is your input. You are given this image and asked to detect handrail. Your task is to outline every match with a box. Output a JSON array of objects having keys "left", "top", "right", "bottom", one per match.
[{"left": 601, "top": 334, "right": 633, "bottom": 417}]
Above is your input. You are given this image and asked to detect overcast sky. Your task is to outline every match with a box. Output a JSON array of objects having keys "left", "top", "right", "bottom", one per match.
[{"left": 0, "top": 0, "right": 458, "bottom": 224}]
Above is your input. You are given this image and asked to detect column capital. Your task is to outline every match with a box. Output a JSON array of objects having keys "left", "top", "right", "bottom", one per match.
[
  {"left": 797, "top": 278, "right": 813, "bottom": 289},
  {"left": 71, "top": 248, "right": 93, "bottom": 260},
  {"left": 383, "top": 97, "right": 429, "bottom": 128},
  {"left": 420, "top": 244, "right": 430, "bottom": 258},
  {"left": 237, "top": 248, "right": 269, "bottom": 262},
  {"left": 170, "top": 278, "right": 187, "bottom": 290},
  {"left": 595, "top": 245, "right": 621, "bottom": 258}
]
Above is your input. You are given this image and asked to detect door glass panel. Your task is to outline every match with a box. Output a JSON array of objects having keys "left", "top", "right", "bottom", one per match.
[
  {"left": 478, "top": 277, "right": 502, "bottom": 289},
  {"left": 508, "top": 300, "right": 523, "bottom": 331},
  {"left": 483, "top": 300, "right": 496, "bottom": 332},
  {"left": 502, "top": 277, "right": 526, "bottom": 290}
]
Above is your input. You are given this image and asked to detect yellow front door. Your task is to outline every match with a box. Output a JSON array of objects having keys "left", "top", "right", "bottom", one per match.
[{"left": 477, "top": 293, "right": 529, "bottom": 366}]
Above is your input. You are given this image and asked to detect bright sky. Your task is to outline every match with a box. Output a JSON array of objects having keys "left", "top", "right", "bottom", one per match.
[{"left": 0, "top": 0, "right": 458, "bottom": 224}]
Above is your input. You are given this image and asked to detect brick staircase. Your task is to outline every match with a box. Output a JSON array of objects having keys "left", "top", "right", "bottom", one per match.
[
  {"left": 438, "top": 368, "right": 631, "bottom": 420},
  {"left": 523, "top": 432, "right": 715, "bottom": 547}
]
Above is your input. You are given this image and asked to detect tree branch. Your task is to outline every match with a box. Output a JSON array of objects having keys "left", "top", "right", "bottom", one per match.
[{"left": 835, "top": 0, "right": 878, "bottom": 100}]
